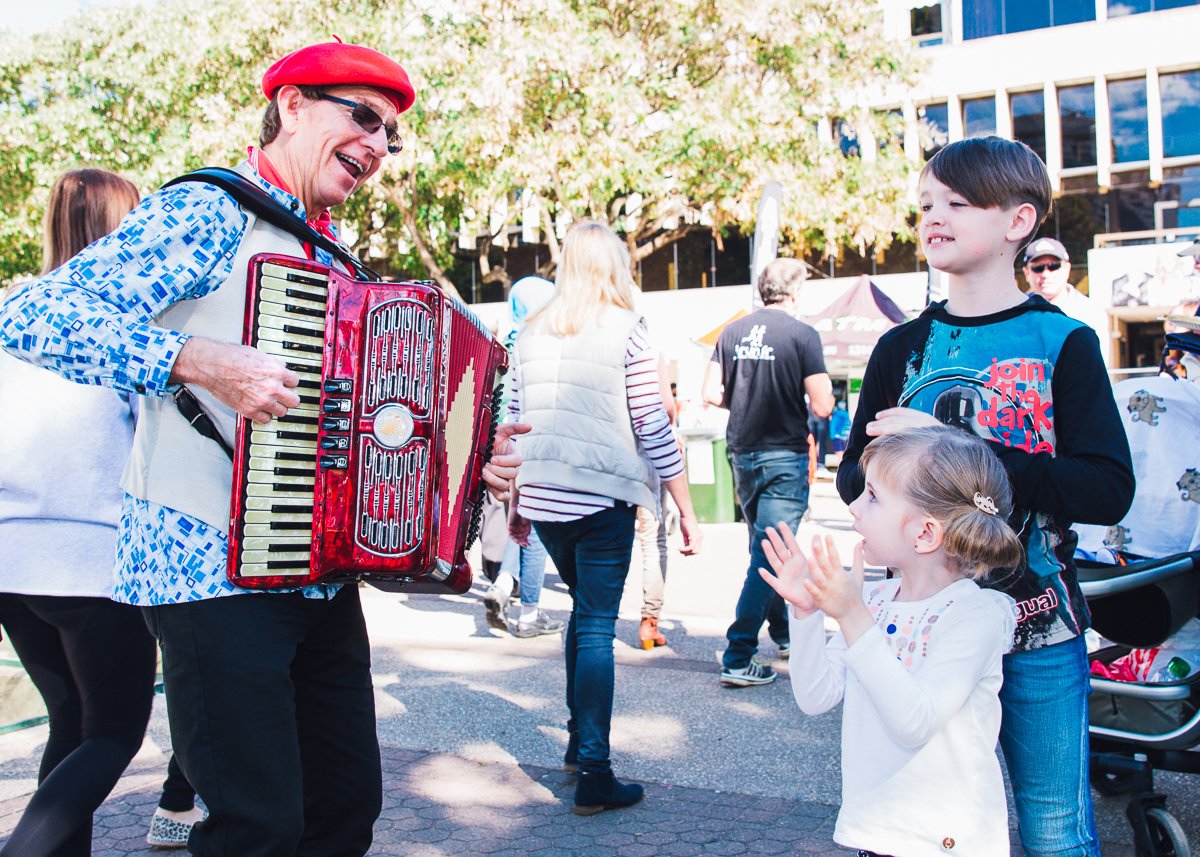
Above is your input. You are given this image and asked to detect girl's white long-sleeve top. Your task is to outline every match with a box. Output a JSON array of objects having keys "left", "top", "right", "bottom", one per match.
[{"left": 789, "top": 577, "right": 1016, "bottom": 857}]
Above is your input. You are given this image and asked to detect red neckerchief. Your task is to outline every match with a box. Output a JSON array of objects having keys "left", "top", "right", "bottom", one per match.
[{"left": 246, "top": 146, "right": 338, "bottom": 259}]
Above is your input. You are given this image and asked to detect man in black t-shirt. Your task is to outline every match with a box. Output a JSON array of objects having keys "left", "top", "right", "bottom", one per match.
[{"left": 702, "top": 258, "right": 834, "bottom": 687}]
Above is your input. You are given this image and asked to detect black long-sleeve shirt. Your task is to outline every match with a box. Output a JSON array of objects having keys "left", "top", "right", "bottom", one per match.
[{"left": 837, "top": 296, "right": 1134, "bottom": 651}]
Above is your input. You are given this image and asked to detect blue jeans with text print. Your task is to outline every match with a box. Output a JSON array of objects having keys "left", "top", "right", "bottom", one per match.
[{"left": 722, "top": 448, "right": 810, "bottom": 671}]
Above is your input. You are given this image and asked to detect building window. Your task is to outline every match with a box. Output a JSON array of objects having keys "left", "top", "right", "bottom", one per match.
[
  {"left": 1161, "top": 165, "right": 1200, "bottom": 228},
  {"left": 963, "top": 97, "right": 997, "bottom": 138},
  {"left": 1108, "top": 77, "right": 1150, "bottom": 163},
  {"left": 919, "top": 103, "right": 950, "bottom": 159},
  {"left": 1011, "top": 90, "right": 1047, "bottom": 161},
  {"left": 910, "top": 3, "right": 945, "bottom": 46},
  {"left": 1059, "top": 83, "right": 1097, "bottom": 168},
  {"left": 878, "top": 108, "right": 905, "bottom": 150},
  {"left": 1108, "top": 0, "right": 1198, "bottom": 17},
  {"left": 837, "top": 120, "right": 861, "bottom": 158},
  {"left": 1161, "top": 69, "right": 1200, "bottom": 159},
  {"left": 963, "top": 0, "right": 1094, "bottom": 39}
]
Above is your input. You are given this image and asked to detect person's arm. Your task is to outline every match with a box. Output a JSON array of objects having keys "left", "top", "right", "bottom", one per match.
[
  {"left": 628, "top": 324, "right": 701, "bottom": 554},
  {"left": 0, "top": 186, "right": 243, "bottom": 395},
  {"left": 835, "top": 340, "right": 905, "bottom": 504},
  {"left": 657, "top": 354, "right": 678, "bottom": 423},
  {"left": 701, "top": 357, "right": 724, "bottom": 407},
  {"left": 804, "top": 371, "right": 835, "bottom": 419},
  {"left": 482, "top": 423, "right": 530, "bottom": 502},
  {"left": 662, "top": 472, "right": 702, "bottom": 555},
  {"left": 168, "top": 336, "right": 300, "bottom": 425},
  {"left": 991, "top": 327, "right": 1134, "bottom": 524},
  {"left": 787, "top": 610, "right": 848, "bottom": 716}
]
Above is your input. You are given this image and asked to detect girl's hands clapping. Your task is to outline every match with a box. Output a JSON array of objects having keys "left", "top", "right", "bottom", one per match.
[
  {"left": 758, "top": 522, "right": 817, "bottom": 617},
  {"left": 805, "top": 538, "right": 874, "bottom": 646},
  {"left": 803, "top": 538, "right": 864, "bottom": 620},
  {"left": 760, "top": 529, "right": 875, "bottom": 645}
]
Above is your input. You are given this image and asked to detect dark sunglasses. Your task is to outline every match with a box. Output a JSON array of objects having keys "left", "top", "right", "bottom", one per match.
[
  {"left": 316, "top": 94, "right": 402, "bottom": 155},
  {"left": 1028, "top": 261, "right": 1063, "bottom": 274}
]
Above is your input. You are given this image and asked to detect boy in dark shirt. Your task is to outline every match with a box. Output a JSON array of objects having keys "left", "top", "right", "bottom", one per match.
[{"left": 836, "top": 138, "right": 1133, "bottom": 856}]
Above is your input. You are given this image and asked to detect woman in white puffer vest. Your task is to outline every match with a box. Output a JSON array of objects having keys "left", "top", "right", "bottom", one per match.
[{"left": 508, "top": 220, "right": 702, "bottom": 815}]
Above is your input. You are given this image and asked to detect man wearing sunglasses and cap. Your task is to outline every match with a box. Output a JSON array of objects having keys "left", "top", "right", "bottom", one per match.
[
  {"left": 1, "top": 41, "right": 524, "bottom": 857},
  {"left": 1022, "top": 236, "right": 1112, "bottom": 366}
]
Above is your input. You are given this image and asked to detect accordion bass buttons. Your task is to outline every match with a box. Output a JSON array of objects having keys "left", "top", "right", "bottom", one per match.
[{"left": 319, "top": 378, "right": 352, "bottom": 470}]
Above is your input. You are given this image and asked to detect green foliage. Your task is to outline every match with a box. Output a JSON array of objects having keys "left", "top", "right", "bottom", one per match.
[{"left": 0, "top": 0, "right": 919, "bottom": 287}]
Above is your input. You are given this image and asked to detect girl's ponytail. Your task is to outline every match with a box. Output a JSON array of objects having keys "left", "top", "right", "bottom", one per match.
[{"left": 940, "top": 503, "right": 1024, "bottom": 579}]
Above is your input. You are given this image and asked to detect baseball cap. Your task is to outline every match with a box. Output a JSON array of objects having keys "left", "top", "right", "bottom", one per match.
[
  {"left": 1023, "top": 237, "right": 1070, "bottom": 265},
  {"left": 1177, "top": 240, "right": 1200, "bottom": 258}
]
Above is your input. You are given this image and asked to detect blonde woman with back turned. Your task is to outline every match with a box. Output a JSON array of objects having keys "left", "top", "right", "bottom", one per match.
[{"left": 508, "top": 220, "right": 702, "bottom": 815}]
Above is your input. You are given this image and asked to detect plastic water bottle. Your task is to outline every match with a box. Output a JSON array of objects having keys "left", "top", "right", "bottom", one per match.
[
  {"left": 1147, "top": 656, "right": 1192, "bottom": 682},
  {"left": 1144, "top": 618, "right": 1200, "bottom": 683}
]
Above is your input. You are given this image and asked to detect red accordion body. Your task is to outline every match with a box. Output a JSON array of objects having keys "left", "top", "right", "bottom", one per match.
[{"left": 226, "top": 254, "right": 507, "bottom": 593}]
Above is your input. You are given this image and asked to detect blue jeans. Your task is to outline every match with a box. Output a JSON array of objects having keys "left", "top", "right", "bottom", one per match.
[
  {"left": 999, "top": 635, "right": 1100, "bottom": 857},
  {"left": 499, "top": 529, "right": 549, "bottom": 608},
  {"left": 534, "top": 503, "right": 637, "bottom": 774},
  {"left": 722, "top": 449, "right": 810, "bottom": 670}
]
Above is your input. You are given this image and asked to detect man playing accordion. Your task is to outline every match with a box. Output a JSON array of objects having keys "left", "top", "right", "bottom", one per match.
[{"left": 0, "top": 41, "right": 524, "bottom": 857}]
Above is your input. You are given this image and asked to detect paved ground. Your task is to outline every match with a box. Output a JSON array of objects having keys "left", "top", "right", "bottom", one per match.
[{"left": 0, "top": 477, "right": 1196, "bottom": 855}]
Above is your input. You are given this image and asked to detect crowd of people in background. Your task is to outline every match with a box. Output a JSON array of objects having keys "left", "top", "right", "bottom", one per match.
[{"left": 0, "top": 31, "right": 1182, "bottom": 857}]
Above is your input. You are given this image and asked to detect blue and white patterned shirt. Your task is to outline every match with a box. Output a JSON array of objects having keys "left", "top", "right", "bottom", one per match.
[{"left": 0, "top": 162, "right": 339, "bottom": 605}]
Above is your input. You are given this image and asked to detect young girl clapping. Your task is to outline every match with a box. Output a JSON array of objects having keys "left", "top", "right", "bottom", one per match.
[{"left": 762, "top": 426, "right": 1020, "bottom": 857}]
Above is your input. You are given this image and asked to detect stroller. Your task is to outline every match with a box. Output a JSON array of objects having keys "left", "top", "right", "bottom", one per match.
[{"left": 1079, "top": 551, "right": 1200, "bottom": 857}]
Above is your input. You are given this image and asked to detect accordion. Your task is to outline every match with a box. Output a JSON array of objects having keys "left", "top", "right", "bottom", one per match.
[{"left": 226, "top": 254, "right": 508, "bottom": 593}]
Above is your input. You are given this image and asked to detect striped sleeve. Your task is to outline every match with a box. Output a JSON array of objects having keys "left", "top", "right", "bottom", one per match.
[{"left": 626, "top": 321, "right": 684, "bottom": 481}]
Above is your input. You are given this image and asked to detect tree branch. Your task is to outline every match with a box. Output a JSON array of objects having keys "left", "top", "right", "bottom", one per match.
[{"left": 394, "top": 176, "right": 462, "bottom": 300}]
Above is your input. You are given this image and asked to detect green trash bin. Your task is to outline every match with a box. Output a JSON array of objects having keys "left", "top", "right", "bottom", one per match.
[{"left": 686, "top": 436, "right": 738, "bottom": 523}]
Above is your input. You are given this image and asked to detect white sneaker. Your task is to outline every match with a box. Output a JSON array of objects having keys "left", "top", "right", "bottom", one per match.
[
  {"left": 514, "top": 610, "right": 565, "bottom": 638},
  {"left": 482, "top": 583, "right": 509, "bottom": 630},
  {"left": 720, "top": 661, "right": 777, "bottom": 687}
]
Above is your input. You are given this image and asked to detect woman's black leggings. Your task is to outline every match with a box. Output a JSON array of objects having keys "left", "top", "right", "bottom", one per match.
[
  {"left": 158, "top": 753, "right": 197, "bottom": 812},
  {"left": 0, "top": 594, "right": 156, "bottom": 857}
]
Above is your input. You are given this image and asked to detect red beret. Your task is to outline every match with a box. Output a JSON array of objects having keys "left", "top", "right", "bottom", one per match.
[{"left": 262, "top": 40, "right": 415, "bottom": 114}]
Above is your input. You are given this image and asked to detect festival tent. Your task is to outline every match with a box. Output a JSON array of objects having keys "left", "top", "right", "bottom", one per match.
[
  {"left": 806, "top": 274, "right": 908, "bottom": 368},
  {"left": 693, "top": 309, "right": 748, "bottom": 348}
]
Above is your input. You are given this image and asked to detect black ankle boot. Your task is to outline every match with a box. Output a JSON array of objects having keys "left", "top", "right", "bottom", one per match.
[
  {"left": 573, "top": 769, "right": 644, "bottom": 815},
  {"left": 563, "top": 731, "right": 579, "bottom": 774}
]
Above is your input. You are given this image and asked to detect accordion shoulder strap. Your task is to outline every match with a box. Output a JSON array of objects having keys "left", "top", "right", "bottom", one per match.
[{"left": 162, "top": 167, "right": 382, "bottom": 282}]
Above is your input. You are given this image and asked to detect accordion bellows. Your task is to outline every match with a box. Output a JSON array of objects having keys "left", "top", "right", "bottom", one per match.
[{"left": 226, "top": 254, "right": 507, "bottom": 593}]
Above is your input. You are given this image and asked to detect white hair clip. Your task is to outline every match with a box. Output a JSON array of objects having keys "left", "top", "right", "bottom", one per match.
[{"left": 973, "top": 492, "right": 998, "bottom": 516}]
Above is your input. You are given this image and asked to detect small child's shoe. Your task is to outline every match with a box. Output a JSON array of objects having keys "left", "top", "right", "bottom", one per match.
[{"left": 146, "top": 806, "right": 207, "bottom": 849}]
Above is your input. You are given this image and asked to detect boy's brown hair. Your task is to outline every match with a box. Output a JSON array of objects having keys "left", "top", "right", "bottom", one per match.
[{"left": 920, "top": 137, "right": 1053, "bottom": 247}]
